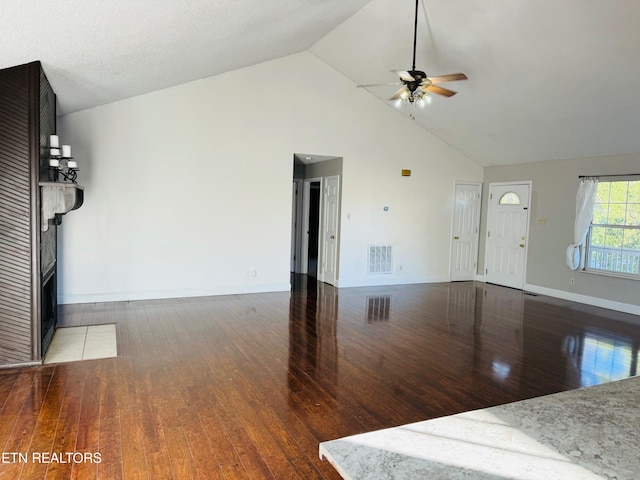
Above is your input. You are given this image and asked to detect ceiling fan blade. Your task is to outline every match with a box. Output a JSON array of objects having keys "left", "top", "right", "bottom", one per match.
[
  {"left": 389, "top": 87, "right": 407, "bottom": 101},
  {"left": 425, "top": 84, "right": 457, "bottom": 97},
  {"left": 357, "top": 82, "right": 403, "bottom": 88},
  {"left": 427, "top": 73, "right": 468, "bottom": 84},
  {"left": 391, "top": 70, "right": 415, "bottom": 82}
]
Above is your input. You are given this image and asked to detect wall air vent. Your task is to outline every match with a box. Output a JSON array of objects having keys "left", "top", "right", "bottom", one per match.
[{"left": 368, "top": 245, "right": 393, "bottom": 274}]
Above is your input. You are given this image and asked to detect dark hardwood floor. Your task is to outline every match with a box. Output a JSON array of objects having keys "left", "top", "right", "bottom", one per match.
[{"left": 1, "top": 278, "right": 639, "bottom": 479}]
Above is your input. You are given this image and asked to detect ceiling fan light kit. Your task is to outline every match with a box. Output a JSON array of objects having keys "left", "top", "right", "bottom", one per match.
[
  {"left": 394, "top": 87, "right": 431, "bottom": 110},
  {"left": 357, "top": 0, "right": 467, "bottom": 119}
]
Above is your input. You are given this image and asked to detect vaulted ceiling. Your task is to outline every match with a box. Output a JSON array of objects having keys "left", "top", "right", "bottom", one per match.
[{"left": 2, "top": 0, "right": 640, "bottom": 167}]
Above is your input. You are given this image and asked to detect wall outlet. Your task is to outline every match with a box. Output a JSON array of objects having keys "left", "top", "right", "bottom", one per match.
[
  {"left": 538, "top": 217, "right": 548, "bottom": 225},
  {"left": 569, "top": 277, "right": 575, "bottom": 285}
]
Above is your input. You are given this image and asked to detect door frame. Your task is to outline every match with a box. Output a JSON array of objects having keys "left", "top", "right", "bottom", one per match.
[
  {"left": 483, "top": 181, "right": 532, "bottom": 290},
  {"left": 449, "top": 181, "right": 482, "bottom": 281},
  {"left": 291, "top": 179, "right": 303, "bottom": 272}
]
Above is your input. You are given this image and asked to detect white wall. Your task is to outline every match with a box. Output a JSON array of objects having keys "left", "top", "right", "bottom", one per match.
[{"left": 58, "top": 52, "right": 482, "bottom": 303}]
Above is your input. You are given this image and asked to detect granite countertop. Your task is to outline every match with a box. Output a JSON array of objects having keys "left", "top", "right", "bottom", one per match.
[{"left": 320, "top": 376, "right": 640, "bottom": 479}]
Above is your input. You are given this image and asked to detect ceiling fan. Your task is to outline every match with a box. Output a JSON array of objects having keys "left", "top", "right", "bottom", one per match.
[{"left": 357, "top": 0, "right": 467, "bottom": 112}]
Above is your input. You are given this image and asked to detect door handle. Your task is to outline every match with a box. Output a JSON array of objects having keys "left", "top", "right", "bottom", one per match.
[
  {"left": 454, "top": 236, "right": 459, "bottom": 240},
  {"left": 330, "top": 235, "right": 336, "bottom": 239},
  {"left": 519, "top": 243, "right": 525, "bottom": 248}
]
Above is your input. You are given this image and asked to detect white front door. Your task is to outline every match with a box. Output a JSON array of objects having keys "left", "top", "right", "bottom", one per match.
[
  {"left": 450, "top": 182, "right": 482, "bottom": 281},
  {"left": 320, "top": 175, "right": 340, "bottom": 286},
  {"left": 484, "top": 182, "right": 531, "bottom": 289}
]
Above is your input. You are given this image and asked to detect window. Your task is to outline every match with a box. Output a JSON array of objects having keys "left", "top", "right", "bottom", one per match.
[
  {"left": 498, "top": 192, "right": 520, "bottom": 205},
  {"left": 586, "top": 179, "right": 640, "bottom": 277}
]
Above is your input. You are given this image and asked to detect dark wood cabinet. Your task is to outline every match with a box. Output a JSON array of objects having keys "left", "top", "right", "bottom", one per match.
[{"left": 0, "top": 61, "right": 57, "bottom": 366}]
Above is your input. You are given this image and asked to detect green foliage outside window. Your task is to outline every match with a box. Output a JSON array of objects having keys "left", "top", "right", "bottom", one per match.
[{"left": 587, "top": 180, "right": 640, "bottom": 276}]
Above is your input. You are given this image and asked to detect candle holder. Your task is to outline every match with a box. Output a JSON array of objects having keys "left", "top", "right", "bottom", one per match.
[
  {"left": 49, "top": 155, "right": 78, "bottom": 183},
  {"left": 48, "top": 135, "right": 79, "bottom": 184}
]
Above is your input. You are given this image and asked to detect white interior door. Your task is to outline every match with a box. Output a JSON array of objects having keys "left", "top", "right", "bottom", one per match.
[
  {"left": 450, "top": 182, "right": 482, "bottom": 281},
  {"left": 484, "top": 182, "right": 531, "bottom": 289},
  {"left": 290, "top": 179, "right": 303, "bottom": 273},
  {"left": 321, "top": 175, "right": 340, "bottom": 286}
]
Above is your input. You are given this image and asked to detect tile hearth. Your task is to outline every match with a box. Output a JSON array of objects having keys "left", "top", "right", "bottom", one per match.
[{"left": 44, "top": 324, "right": 117, "bottom": 364}]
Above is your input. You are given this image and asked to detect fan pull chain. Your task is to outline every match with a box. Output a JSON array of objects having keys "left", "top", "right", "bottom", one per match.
[{"left": 409, "top": 101, "right": 417, "bottom": 121}]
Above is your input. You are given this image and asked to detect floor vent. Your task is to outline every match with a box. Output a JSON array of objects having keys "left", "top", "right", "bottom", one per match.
[{"left": 368, "top": 245, "right": 393, "bottom": 274}]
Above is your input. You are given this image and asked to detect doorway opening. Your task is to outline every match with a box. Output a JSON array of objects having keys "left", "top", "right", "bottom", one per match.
[
  {"left": 291, "top": 154, "right": 343, "bottom": 289},
  {"left": 307, "top": 181, "right": 321, "bottom": 277}
]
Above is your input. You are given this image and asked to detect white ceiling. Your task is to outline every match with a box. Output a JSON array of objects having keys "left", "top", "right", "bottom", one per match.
[
  {"left": 0, "top": 0, "right": 371, "bottom": 113},
  {"left": 3, "top": 0, "right": 640, "bottom": 167}
]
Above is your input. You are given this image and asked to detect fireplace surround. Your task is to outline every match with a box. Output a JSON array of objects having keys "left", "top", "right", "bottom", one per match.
[{"left": 0, "top": 61, "right": 83, "bottom": 367}]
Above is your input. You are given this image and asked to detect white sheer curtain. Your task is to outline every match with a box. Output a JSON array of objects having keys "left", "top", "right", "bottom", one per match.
[{"left": 566, "top": 178, "right": 598, "bottom": 270}]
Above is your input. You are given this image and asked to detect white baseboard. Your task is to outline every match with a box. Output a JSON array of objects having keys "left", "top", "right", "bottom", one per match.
[
  {"left": 58, "top": 283, "right": 291, "bottom": 305},
  {"left": 477, "top": 275, "right": 638, "bottom": 315},
  {"left": 336, "top": 275, "right": 450, "bottom": 288},
  {"left": 59, "top": 278, "right": 640, "bottom": 317},
  {"left": 524, "top": 283, "right": 640, "bottom": 316}
]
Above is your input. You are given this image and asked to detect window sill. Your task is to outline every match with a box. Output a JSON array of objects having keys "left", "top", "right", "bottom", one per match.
[{"left": 582, "top": 269, "right": 640, "bottom": 281}]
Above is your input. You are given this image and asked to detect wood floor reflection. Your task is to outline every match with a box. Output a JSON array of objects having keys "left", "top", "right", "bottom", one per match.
[{"left": 1, "top": 278, "right": 639, "bottom": 479}]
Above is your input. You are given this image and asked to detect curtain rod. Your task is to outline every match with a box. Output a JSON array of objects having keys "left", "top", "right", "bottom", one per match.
[{"left": 578, "top": 173, "right": 640, "bottom": 178}]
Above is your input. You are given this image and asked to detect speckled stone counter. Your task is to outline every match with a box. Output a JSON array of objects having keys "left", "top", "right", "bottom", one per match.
[{"left": 319, "top": 376, "right": 640, "bottom": 479}]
